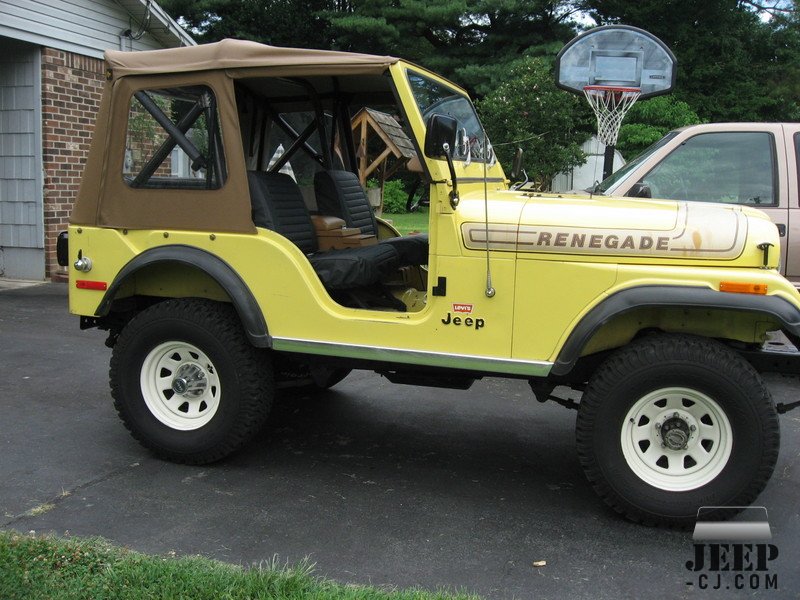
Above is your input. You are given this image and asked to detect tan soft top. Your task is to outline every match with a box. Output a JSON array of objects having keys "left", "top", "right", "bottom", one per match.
[{"left": 105, "top": 38, "right": 400, "bottom": 78}]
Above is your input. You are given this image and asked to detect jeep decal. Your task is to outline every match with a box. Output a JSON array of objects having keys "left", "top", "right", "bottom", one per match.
[{"left": 442, "top": 312, "right": 485, "bottom": 329}]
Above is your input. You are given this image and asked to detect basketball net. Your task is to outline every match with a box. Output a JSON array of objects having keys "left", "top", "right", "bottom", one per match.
[{"left": 583, "top": 85, "right": 641, "bottom": 147}]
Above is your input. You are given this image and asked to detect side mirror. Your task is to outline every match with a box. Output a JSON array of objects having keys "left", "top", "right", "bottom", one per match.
[
  {"left": 510, "top": 148, "right": 524, "bottom": 181},
  {"left": 627, "top": 182, "right": 652, "bottom": 198},
  {"left": 424, "top": 114, "right": 460, "bottom": 208},
  {"left": 424, "top": 114, "right": 458, "bottom": 159}
]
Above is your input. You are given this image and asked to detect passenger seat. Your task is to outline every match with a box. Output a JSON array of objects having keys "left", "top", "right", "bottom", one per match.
[{"left": 314, "top": 170, "right": 429, "bottom": 267}]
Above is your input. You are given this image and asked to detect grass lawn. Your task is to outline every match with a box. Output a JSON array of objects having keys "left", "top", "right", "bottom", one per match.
[
  {"left": 380, "top": 210, "right": 429, "bottom": 235},
  {"left": 0, "top": 531, "right": 480, "bottom": 600}
]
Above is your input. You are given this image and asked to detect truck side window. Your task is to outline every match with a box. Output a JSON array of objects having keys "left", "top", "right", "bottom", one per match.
[
  {"left": 635, "top": 132, "right": 776, "bottom": 206},
  {"left": 794, "top": 132, "right": 800, "bottom": 205},
  {"left": 123, "top": 85, "right": 226, "bottom": 190}
]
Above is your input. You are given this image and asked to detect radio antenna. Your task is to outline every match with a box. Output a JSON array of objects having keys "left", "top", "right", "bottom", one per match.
[{"left": 483, "top": 130, "right": 495, "bottom": 298}]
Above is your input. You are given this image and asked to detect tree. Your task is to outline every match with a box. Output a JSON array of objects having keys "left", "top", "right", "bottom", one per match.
[
  {"left": 159, "top": 0, "right": 333, "bottom": 48},
  {"left": 577, "top": 0, "right": 800, "bottom": 122},
  {"left": 159, "top": 0, "right": 800, "bottom": 186},
  {"left": 615, "top": 96, "right": 701, "bottom": 159},
  {"left": 160, "top": 1, "right": 582, "bottom": 96},
  {"left": 478, "top": 57, "right": 594, "bottom": 189},
  {"left": 325, "top": 1, "right": 581, "bottom": 96}
]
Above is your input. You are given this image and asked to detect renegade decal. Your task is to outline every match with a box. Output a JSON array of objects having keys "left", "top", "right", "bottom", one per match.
[
  {"left": 460, "top": 203, "right": 746, "bottom": 260},
  {"left": 442, "top": 312, "right": 485, "bottom": 329}
]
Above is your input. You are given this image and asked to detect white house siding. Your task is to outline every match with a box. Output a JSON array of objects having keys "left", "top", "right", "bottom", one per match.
[
  {"left": 0, "top": 0, "right": 183, "bottom": 60},
  {"left": 551, "top": 136, "right": 626, "bottom": 193},
  {"left": 0, "top": 38, "right": 43, "bottom": 279},
  {"left": 0, "top": 0, "right": 192, "bottom": 279}
]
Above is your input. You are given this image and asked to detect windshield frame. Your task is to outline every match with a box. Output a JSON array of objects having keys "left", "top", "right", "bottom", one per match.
[{"left": 404, "top": 68, "right": 491, "bottom": 164}]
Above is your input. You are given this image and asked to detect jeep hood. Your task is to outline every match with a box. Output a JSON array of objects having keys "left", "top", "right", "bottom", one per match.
[{"left": 457, "top": 190, "right": 778, "bottom": 267}]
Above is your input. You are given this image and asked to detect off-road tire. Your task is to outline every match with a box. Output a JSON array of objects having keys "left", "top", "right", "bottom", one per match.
[
  {"left": 576, "top": 334, "right": 780, "bottom": 527},
  {"left": 110, "top": 299, "right": 273, "bottom": 464}
]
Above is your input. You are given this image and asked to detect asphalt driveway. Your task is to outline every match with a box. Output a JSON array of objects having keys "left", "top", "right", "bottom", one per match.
[{"left": 1, "top": 282, "right": 799, "bottom": 599}]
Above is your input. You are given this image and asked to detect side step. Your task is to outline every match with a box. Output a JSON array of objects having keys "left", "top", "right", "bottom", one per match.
[
  {"left": 378, "top": 370, "right": 477, "bottom": 390},
  {"left": 739, "top": 332, "right": 800, "bottom": 413},
  {"left": 739, "top": 332, "right": 800, "bottom": 375}
]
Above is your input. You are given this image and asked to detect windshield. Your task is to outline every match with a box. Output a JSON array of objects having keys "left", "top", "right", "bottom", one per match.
[
  {"left": 407, "top": 71, "right": 490, "bottom": 162},
  {"left": 595, "top": 131, "right": 680, "bottom": 194}
]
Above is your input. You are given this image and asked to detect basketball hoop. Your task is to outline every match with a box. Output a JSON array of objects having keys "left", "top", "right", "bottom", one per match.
[
  {"left": 555, "top": 25, "right": 675, "bottom": 180},
  {"left": 583, "top": 85, "right": 641, "bottom": 147}
]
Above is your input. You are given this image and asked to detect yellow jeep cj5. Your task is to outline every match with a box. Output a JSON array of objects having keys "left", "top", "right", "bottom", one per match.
[{"left": 59, "top": 39, "right": 800, "bottom": 527}]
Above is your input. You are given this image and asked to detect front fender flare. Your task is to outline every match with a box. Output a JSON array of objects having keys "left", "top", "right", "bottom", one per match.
[
  {"left": 95, "top": 245, "right": 270, "bottom": 347},
  {"left": 551, "top": 285, "right": 800, "bottom": 376}
]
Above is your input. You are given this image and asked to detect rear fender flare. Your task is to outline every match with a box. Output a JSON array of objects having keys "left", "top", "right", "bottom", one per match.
[{"left": 95, "top": 245, "right": 270, "bottom": 347}]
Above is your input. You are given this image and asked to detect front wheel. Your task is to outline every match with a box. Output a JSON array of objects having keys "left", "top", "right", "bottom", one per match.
[
  {"left": 110, "top": 299, "right": 273, "bottom": 464},
  {"left": 576, "top": 334, "right": 780, "bottom": 527}
]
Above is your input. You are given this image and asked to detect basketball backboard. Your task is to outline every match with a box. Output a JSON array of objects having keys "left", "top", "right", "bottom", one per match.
[{"left": 555, "top": 25, "right": 676, "bottom": 99}]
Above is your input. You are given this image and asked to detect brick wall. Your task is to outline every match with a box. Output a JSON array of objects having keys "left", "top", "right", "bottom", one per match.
[{"left": 41, "top": 48, "right": 105, "bottom": 281}]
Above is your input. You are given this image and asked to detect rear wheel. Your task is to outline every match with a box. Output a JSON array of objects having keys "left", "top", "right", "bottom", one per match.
[
  {"left": 576, "top": 334, "right": 780, "bottom": 527},
  {"left": 110, "top": 299, "right": 273, "bottom": 464}
]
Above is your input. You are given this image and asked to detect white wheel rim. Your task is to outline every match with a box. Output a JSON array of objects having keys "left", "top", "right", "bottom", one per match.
[
  {"left": 620, "top": 387, "right": 733, "bottom": 491},
  {"left": 140, "top": 341, "right": 221, "bottom": 431}
]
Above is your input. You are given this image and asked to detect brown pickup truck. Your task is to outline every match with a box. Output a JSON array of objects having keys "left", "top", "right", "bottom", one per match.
[{"left": 593, "top": 123, "right": 800, "bottom": 286}]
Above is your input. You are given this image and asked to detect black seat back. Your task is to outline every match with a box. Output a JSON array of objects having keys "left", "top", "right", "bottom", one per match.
[
  {"left": 249, "top": 170, "right": 403, "bottom": 291},
  {"left": 314, "top": 170, "right": 378, "bottom": 236},
  {"left": 248, "top": 171, "right": 318, "bottom": 254}
]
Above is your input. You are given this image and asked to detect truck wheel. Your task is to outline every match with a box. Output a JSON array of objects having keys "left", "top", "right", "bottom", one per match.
[
  {"left": 576, "top": 334, "right": 779, "bottom": 527},
  {"left": 110, "top": 299, "right": 273, "bottom": 464}
]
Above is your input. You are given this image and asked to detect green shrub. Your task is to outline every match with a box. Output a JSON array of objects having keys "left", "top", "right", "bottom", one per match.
[
  {"left": 381, "top": 179, "right": 407, "bottom": 214},
  {"left": 367, "top": 178, "right": 408, "bottom": 214}
]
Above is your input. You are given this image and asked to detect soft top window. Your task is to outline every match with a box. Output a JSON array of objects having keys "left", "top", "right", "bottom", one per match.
[{"left": 123, "top": 85, "right": 226, "bottom": 190}]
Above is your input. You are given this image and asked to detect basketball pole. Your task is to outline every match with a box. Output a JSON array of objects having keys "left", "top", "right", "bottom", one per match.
[{"left": 603, "top": 145, "right": 615, "bottom": 181}]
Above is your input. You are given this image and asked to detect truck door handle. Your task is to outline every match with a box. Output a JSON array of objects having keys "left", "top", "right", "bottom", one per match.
[{"left": 777, "top": 223, "right": 786, "bottom": 237}]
